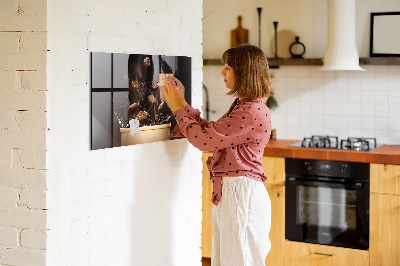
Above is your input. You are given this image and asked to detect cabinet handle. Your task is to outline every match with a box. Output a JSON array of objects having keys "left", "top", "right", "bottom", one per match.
[{"left": 314, "top": 252, "right": 335, "bottom": 257}]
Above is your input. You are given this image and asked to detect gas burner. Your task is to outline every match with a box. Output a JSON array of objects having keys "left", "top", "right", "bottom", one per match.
[
  {"left": 301, "top": 135, "right": 339, "bottom": 149},
  {"left": 290, "top": 136, "right": 380, "bottom": 151},
  {"left": 340, "top": 137, "right": 377, "bottom": 151}
]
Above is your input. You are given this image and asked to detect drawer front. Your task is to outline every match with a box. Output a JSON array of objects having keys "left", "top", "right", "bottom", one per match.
[{"left": 284, "top": 241, "right": 369, "bottom": 266}]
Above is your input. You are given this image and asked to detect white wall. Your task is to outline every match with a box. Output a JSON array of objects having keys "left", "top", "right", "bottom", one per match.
[
  {"left": 203, "top": 0, "right": 400, "bottom": 58},
  {"left": 203, "top": 0, "right": 400, "bottom": 145},
  {"left": 0, "top": 0, "right": 48, "bottom": 265},
  {"left": 46, "top": 1, "right": 203, "bottom": 266}
]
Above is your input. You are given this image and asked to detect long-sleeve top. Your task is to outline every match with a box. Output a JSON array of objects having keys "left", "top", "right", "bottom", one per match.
[{"left": 170, "top": 97, "right": 272, "bottom": 205}]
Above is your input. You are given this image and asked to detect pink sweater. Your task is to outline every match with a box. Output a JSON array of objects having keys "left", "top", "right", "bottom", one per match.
[{"left": 171, "top": 97, "right": 271, "bottom": 205}]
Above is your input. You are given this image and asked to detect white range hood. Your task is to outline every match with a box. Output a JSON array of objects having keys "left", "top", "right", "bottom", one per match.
[{"left": 320, "top": 0, "right": 365, "bottom": 71}]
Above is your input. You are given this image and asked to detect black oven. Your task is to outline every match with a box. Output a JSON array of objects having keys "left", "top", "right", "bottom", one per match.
[{"left": 285, "top": 158, "right": 369, "bottom": 250}]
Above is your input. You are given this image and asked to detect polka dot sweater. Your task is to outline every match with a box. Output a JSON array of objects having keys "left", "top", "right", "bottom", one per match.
[{"left": 171, "top": 97, "right": 272, "bottom": 206}]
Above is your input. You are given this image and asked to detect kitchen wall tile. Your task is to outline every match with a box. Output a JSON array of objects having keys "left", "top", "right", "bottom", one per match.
[
  {"left": 362, "top": 129, "right": 375, "bottom": 138},
  {"left": 310, "top": 77, "right": 324, "bottom": 90},
  {"left": 374, "top": 117, "right": 389, "bottom": 130},
  {"left": 348, "top": 71, "right": 362, "bottom": 90},
  {"left": 374, "top": 130, "right": 389, "bottom": 144},
  {"left": 361, "top": 90, "right": 375, "bottom": 103},
  {"left": 311, "top": 114, "right": 324, "bottom": 129},
  {"left": 336, "top": 103, "right": 349, "bottom": 116},
  {"left": 336, "top": 115, "right": 349, "bottom": 129},
  {"left": 298, "top": 77, "right": 311, "bottom": 89},
  {"left": 348, "top": 90, "right": 362, "bottom": 103},
  {"left": 349, "top": 128, "right": 363, "bottom": 137},
  {"left": 361, "top": 104, "right": 375, "bottom": 117},
  {"left": 298, "top": 67, "right": 311, "bottom": 78},
  {"left": 348, "top": 103, "right": 362, "bottom": 116},
  {"left": 311, "top": 86, "right": 323, "bottom": 101},
  {"left": 388, "top": 131, "right": 400, "bottom": 143},
  {"left": 388, "top": 76, "right": 400, "bottom": 91},
  {"left": 374, "top": 77, "right": 388, "bottom": 91},
  {"left": 388, "top": 104, "right": 400, "bottom": 117},
  {"left": 335, "top": 72, "right": 349, "bottom": 90},
  {"left": 310, "top": 66, "right": 323, "bottom": 77},
  {"left": 336, "top": 128, "right": 349, "bottom": 139},
  {"left": 286, "top": 77, "right": 299, "bottom": 89},
  {"left": 374, "top": 90, "right": 388, "bottom": 104},
  {"left": 323, "top": 103, "right": 336, "bottom": 115},
  {"left": 322, "top": 70, "right": 335, "bottom": 78},
  {"left": 388, "top": 65, "right": 400, "bottom": 76},
  {"left": 285, "top": 66, "right": 298, "bottom": 77},
  {"left": 388, "top": 117, "right": 400, "bottom": 131},
  {"left": 362, "top": 116, "right": 375, "bottom": 130},
  {"left": 375, "top": 104, "right": 389, "bottom": 117},
  {"left": 374, "top": 65, "right": 388, "bottom": 77},
  {"left": 336, "top": 90, "right": 349, "bottom": 103},
  {"left": 311, "top": 127, "right": 325, "bottom": 136},
  {"left": 388, "top": 91, "right": 400, "bottom": 104},
  {"left": 311, "top": 102, "right": 324, "bottom": 113},
  {"left": 323, "top": 87, "right": 336, "bottom": 103},
  {"left": 349, "top": 116, "right": 362, "bottom": 129},
  {"left": 361, "top": 74, "right": 374, "bottom": 91},
  {"left": 323, "top": 115, "right": 336, "bottom": 129}
]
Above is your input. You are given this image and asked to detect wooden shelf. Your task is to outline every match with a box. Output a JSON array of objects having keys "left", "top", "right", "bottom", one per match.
[
  {"left": 203, "top": 57, "right": 400, "bottom": 67},
  {"left": 359, "top": 57, "right": 400, "bottom": 65}
]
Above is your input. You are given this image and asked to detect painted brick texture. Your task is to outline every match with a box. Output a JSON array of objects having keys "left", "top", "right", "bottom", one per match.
[
  {"left": 46, "top": 0, "right": 203, "bottom": 266},
  {"left": 0, "top": 0, "right": 48, "bottom": 265}
]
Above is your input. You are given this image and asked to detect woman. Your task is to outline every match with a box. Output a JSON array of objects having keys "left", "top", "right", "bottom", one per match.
[{"left": 161, "top": 44, "right": 273, "bottom": 266}]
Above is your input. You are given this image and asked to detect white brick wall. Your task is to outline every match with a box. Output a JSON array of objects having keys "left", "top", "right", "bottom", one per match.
[
  {"left": 47, "top": 1, "right": 203, "bottom": 266},
  {"left": 0, "top": 0, "right": 48, "bottom": 265}
]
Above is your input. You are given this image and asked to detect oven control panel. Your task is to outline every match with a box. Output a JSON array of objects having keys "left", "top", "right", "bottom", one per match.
[{"left": 286, "top": 158, "right": 369, "bottom": 180}]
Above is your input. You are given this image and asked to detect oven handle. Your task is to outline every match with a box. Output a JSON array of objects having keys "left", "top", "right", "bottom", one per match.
[{"left": 286, "top": 177, "right": 364, "bottom": 189}]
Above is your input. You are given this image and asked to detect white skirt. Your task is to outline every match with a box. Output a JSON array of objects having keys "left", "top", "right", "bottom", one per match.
[{"left": 212, "top": 176, "right": 271, "bottom": 266}]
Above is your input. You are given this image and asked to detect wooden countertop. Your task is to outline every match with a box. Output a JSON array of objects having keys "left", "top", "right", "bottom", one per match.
[{"left": 263, "top": 139, "right": 400, "bottom": 165}]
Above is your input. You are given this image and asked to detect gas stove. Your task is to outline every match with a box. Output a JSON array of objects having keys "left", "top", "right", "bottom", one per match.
[{"left": 289, "top": 135, "right": 381, "bottom": 151}]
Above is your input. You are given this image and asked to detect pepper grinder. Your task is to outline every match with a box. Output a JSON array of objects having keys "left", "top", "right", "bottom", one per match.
[{"left": 273, "top": 21, "right": 279, "bottom": 58}]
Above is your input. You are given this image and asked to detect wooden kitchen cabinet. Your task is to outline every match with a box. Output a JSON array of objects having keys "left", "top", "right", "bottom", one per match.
[
  {"left": 370, "top": 163, "right": 400, "bottom": 266},
  {"left": 202, "top": 152, "right": 213, "bottom": 258},
  {"left": 370, "top": 193, "right": 400, "bottom": 266},
  {"left": 284, "top": 241, "right": 369, "bottom": 266},
  {"left": 264, "top": 184, "right": 285, "bottom": 266},
  {"left": 370, "top": 163, "right": 400, "bottom": 195}
]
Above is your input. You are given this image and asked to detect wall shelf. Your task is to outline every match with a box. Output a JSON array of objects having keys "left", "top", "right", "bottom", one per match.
[{"left": 203, "top": 57, "right": 400, "bottom": 67}]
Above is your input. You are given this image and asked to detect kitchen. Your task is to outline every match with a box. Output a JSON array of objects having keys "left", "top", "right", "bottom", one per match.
[{"left": 202, "top": 0, "right": 400, "bottom": 265}]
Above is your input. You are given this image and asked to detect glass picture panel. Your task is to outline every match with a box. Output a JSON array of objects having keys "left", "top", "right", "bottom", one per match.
[
  {"left": 113, "top": 91, "right": 130, "bottom": 147},
  {"left": 113, "top": 53, "right": 130, "bottom": 89},
  {"left": 92, "top": 92, "right": 112, "bottom": 150},
  {"left": 90, "top": 52, "right": 191, "bottom": 150},
  {"left": 91, "top": 53, "right": 112, "bottom": 88}
]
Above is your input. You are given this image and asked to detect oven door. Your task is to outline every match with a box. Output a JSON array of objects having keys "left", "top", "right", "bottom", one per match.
[{"left": 285, "top": 177, "right": 369, "bottom": 250}]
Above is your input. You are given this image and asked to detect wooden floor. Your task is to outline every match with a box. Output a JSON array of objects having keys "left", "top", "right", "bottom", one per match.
[{"left": 202, "top": 257, "right": 211, "bottom": 266}]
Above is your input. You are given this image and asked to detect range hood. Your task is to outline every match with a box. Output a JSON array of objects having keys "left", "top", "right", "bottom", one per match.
[{"left": 320, "top": 0, "right": 365, "bottom": 71}]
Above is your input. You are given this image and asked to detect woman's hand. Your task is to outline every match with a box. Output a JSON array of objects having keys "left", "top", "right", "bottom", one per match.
[
  {"left": 171, "top": 77, "right": 187, "bottom": 108},
  {"left": 160, "top": 77, "right": 185, "bottom": 113}
]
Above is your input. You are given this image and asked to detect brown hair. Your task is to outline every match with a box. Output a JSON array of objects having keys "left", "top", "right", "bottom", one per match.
[{"left": 221, "top": 44, "right": 273, "bottom": 99}]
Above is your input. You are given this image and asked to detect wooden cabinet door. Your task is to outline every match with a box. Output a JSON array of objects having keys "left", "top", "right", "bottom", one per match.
[
  {"left": 202, "top": 152, "right": 213, "bottom": 258},
  {"left": 264, "top": 184, "right": 284, "bottom": 266},
  {"left": 370, "top": 193, "right": 400, "bottom": 266},
  {"left": 262, "top": 156, "right": 285, "bottom": 186},
  {"left": 284, "top": 241, "right": 369, "bottom": 266},
  {"left": 370, "top": 163, "right": 400, "bottom": 195}
]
